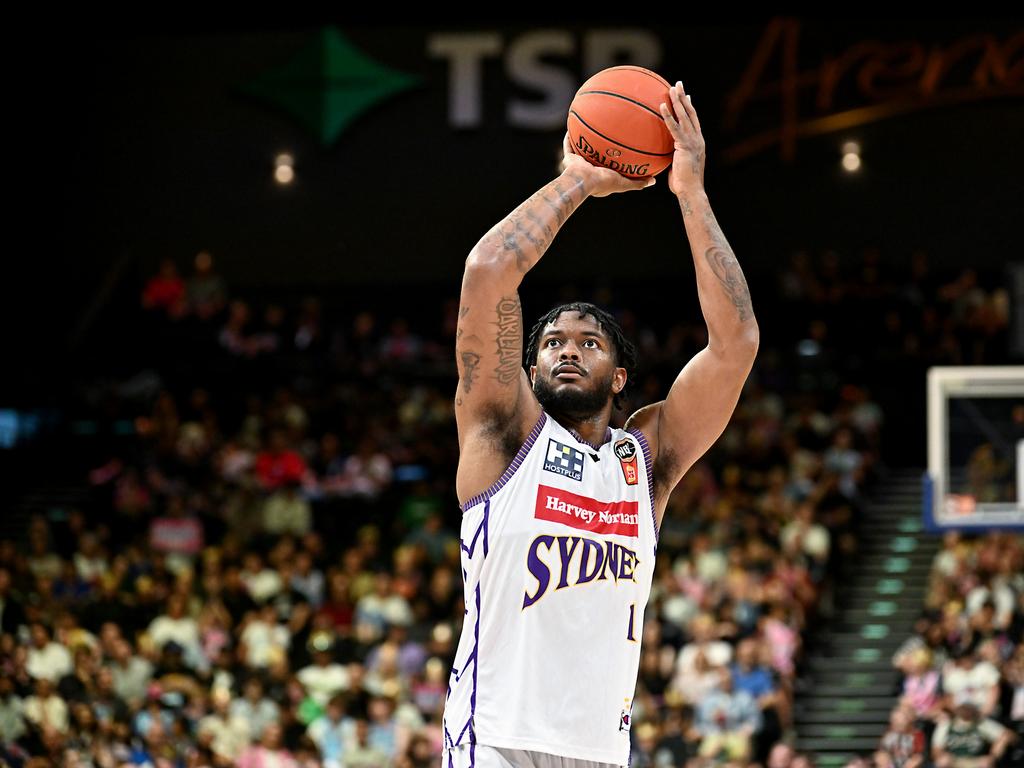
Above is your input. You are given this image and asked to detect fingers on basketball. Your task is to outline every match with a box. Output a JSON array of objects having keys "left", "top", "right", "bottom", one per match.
[
  {"left": 674, "top": 83, "right": 701, "bottom": 134},
  {"left": 659, "top": 101, "right": 684, "bottom": 142}
]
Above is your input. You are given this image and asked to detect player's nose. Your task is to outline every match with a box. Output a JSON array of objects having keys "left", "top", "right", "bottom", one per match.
[{"left": 559, "top": 340, "right": 581, "bottom": 359}]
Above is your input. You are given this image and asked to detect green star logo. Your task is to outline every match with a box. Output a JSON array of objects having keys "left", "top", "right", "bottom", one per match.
[{"left": 241, "top": 27, "right": 419, "bottom": 146}]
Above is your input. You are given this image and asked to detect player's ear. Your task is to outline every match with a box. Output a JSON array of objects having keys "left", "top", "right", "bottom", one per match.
[
  {"left": 612, "top": 367, "right": 627, "bottom": 394},
  {"left": 530, "top": 364, "right": 537, "bottom": 384}
]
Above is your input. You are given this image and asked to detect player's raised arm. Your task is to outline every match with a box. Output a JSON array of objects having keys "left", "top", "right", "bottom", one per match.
[
  {"left": 626, "top": 82, "right": 759, "bottom": 510},
  {"left": 455, "top": 135, "right": 654, "bottom": 448}
]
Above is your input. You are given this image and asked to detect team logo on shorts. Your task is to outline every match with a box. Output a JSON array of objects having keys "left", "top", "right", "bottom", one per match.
[
  {"left": 543, "top": 439, "right": 585, "bottom": 481},
  {"left": 614, "top": 438, "right": 638, "bottom": 486},
  {"left": 619, "top": 708, "right": 631, "bottom": 732}
]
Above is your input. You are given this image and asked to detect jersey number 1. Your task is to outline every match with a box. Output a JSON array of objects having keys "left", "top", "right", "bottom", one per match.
[{"left": 626, "top": 603, "right": 637, "bottom": 642}]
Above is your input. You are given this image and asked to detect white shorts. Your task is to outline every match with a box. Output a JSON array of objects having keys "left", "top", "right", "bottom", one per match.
[{"left": 442, "top": 743, "right": 624, "bottom": 768}]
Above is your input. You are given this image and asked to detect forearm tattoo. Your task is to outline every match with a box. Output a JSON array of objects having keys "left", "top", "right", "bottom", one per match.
[
  {"left": 494, "top": 296, "right": 522, "bottom": 385},
  {"left": 483, "top": 171, "right": 587, "bottom": 274},
  {"left": 702, "top": 210, "right": 753, "bottom": 323}
]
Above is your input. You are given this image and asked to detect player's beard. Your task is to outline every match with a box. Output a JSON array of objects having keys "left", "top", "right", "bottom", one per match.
[{"left": 533, "top": 369, "right": 614, "bottom": 419}]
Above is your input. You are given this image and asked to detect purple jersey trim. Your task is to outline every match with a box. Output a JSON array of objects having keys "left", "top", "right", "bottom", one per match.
[
  {"left": 445, "top": 581, "right": 483, "bottom": 751},
  {"left": 459, "top": 411, "right": 548, "bottom": 513},
  {"left": 482, "top": 499, "right": 489, "bottom": 557},
  {"left": 626, "top": 427, "right": 659, "bottom": 546},
  {"left": 460, "top": 513, "right": 488, "bottom": 559}
]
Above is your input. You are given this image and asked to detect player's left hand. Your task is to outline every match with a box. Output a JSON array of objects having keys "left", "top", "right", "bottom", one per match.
[{"left": 660, "top": 81, "right": 705, "bottom": 197}]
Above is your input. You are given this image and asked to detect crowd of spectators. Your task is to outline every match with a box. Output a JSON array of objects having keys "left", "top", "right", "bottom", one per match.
[
  {"left": 0, "top": 245, "right": 1015, "bottom": 767},
  {"left": 872, "top": 532, "right": 1023, "bottom": 768}
]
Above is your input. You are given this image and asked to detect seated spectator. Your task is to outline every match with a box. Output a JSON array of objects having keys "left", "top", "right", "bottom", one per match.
[
  {"left": 149, "top": 495, "right": 204, "bottom": 570},
  {"left": 671, "top": 647, "right": 722, "bottom": 708},
  {"left": 875, "top": 704, "right": 926, "bottom": 768},
  {"left": 307, "top": 694, "right": 356, "bottom": 768},
  {"left": 109, "top": 637, "right": 154, "bottom": 708},
  {"left": 240, "top": 552, "right": 284, "bottom": 604},
  {"left": 26, "top": 623, "right": 73, "bottom": 683},
  {"left": 263, "top": 482, "right": 313, "bottom": 537},
  {"left": 341, "top": 717, "right": 390, "bottom": 768},
  {"left": 899, "top": 647, "right": 942, "bottom": 719},
  {"left": 186, "top": 250, "right": 227, "bottom": 321},
  {"left": 141, "top": 258, "right": 186, "bottom": 318},
  {"left": 694, "top": 668, "right": 761, "bottom": 763},
  {"left": 942, "top": 648, "right": 1001, "bottom": 718},
  {"left": 822, "top": 427, "right": 863, "bottom": 498},
  {"left": 931, "top": 702, "right": 1014, "bottom": 767},
  {"left": 758, "top": 603, "right": 801, "bottom": 678},
  {"left": 779, "top": 501, "right": 830, "bottom": 582},
  {"left": 147, "top": 595, "right": 201, "bottom": 669},
  {"left": 731, "top": 637, "right": 787, "bottom": 742},
  {"left": 23, "top": 677, "right": 69, "bottom": 734},
  {"left": 239, "top": 603, "right": 290, "bottom": 670},
  {"left": 230, "top": 676, "right": 280, "bottom": 742},
  {"left": 238, "top": 721, "right": 299, "bottom": 768},
  {"left": 255, "top": 428, "right": 308, "bottom": 491},
  {"left": 675, "top": 613, "right": 733, "bottom": 678},
  {"left": 298, "top": 632, "right": 350, "bottom": 707},
  {"left": 197, "top": 686, "right": 251, "bottom": 763},
  {"left": 290, "top": 550, "right": 325, "bottom": 609},
  {"left": 355, "top": 572, "right": 413, "bottom": 644},
  {"left": 324, "top": 437, "right": 393, "bottom": 500},
  {"left": 0, "top": 675, "right": 27, "bottom": 745}
]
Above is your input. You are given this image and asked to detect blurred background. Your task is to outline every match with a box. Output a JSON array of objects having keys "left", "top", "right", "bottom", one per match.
[{"left": 1, "top": 20, "right": 1022, "bottom": 768}]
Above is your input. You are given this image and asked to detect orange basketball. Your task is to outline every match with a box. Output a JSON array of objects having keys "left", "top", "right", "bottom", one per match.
[{"left": 567, "top": 66, "right": 675, "bottom": 179}]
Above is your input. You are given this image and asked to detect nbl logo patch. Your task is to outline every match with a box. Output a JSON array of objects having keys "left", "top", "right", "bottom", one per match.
[
  {"left": 614, "top": 438, "right": 639, "bottom": 486},
  {"left": 543, "top": 439, "right": 585, "bottom": 481}
]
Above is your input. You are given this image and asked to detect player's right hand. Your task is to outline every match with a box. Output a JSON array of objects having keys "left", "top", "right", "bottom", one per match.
[{"left": 560, "top": 132, "right": 655, "bottom": 198}]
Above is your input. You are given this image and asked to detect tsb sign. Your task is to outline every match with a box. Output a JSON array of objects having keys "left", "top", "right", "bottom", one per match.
[{"left": 426, "top": 29, "right": 663, "bottom": 129}]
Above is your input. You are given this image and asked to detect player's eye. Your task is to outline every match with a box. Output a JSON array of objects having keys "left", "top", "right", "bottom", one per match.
[
  {"left": 545, "top": 339, "right": 560, "bottom": 347},
  {"left": 584, "top": 339, "right": 598, "bottom": 348}
]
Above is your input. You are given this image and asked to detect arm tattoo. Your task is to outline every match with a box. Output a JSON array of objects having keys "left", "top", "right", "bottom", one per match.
[
  {"left": 705, "top": 244, "right": 753, "bottom": 322},
  {"left": 481, "top": 172, "right": 587, "bottom": 273},
  {"left": 691, "top": 149, "right": 704, "bottom": 177},
  {"left": 538, "top": 191, "right": 568, "bottom": 226},
  {"left": 703, "top": 209, "right": 753, "bottom": 322},
  {"left": 524, "top": 209, "right": 554, "bottom": 243},
  {"left": 460, "top": 350, "right": 482, "bottom": 393},
  {"left": 493, "top": 296, "right": 522, "bottom": 385}
]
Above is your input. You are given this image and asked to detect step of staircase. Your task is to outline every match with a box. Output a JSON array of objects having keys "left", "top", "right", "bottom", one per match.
[{"left": 794, "top": 467, "right": 933, "bottom": 762}]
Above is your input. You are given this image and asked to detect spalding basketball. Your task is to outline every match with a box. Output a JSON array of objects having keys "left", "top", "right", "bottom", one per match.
[{"left": 567, "top": 66, "right": 675, "bottom": 179}]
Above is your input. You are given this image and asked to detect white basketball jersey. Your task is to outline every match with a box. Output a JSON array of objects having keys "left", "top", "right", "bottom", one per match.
[{"left": 442, "top": 409, "right": 659, "bottom": 766}]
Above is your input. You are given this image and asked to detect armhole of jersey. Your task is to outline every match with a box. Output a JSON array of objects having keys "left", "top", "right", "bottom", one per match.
[
  {"left": 626, "top": 427, "right": 659, "bottom": 544},
  {"left": 460, "top": 411, "right": 548, "bottom": 513}
]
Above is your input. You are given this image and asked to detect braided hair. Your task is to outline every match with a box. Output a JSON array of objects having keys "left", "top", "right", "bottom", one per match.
[{"left": 524, "top": 302, "right": 637, "bottom": 412}]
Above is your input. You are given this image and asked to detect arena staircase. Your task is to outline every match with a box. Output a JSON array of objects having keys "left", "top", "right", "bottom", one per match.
[{"left": 793, "top": 468, "right": 938, "bottom": 765}]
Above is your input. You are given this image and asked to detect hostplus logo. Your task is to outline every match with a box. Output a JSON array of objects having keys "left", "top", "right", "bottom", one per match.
[{"left": 543, "top": 439, "right": 585, "bottom": 481}]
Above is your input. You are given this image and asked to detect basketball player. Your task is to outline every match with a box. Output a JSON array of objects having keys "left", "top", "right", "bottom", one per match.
[{"left": 443, "top": 82, "right": 758, "bottom": 768}]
